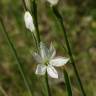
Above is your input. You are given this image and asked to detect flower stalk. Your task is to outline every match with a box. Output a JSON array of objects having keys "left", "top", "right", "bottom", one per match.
[
  {"left": 22, "top": 0, "right": 27, "bottom": 11},
  {"left": 63, "top": 68, "right": 72, "bottom": 96},
  {"left": 32, "top": 1, "right": 51, "bottom": 96},
  {"left": 52, "top": 6, "right": 86, "bottom": 96},
  {"left": 0, "top": 17, "right": 33, "bottom": 96},
  {"left": 22, "top": 0, "right": 39, "bottom": 51},
  {"left": 32, "top": 0, "right": 40, "bottom": 44},
  {"left": 45, "top": 72, "right": 52, "bottom": 96}
]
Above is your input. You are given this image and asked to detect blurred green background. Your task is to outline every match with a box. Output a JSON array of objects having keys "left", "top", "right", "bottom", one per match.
[{"left": 0, "top": 0, "right": 96, "bottom": 96}]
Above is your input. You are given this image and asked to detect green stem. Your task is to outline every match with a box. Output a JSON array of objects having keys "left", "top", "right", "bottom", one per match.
[
  {"left": 31, "top": 32, "right": 39, "bottom": 51},
  {"left": 63, "top": 68, "right": 72, "bottom": 96},
  {"left": 21, "top": 0, "right": 39, "bottom": 51},
  {"left": 45, "top": 72, "right": 52, "bottom": 96},
  {"left": 32, "top": 0, "right": 40, "bottom": 44},
  {"left": 22, "top": 0, "right": 27, "bottom": 11},
  {"left": 52, "top": 6, "right": 86, "bottom": 96},
  {"left": 32, "top": 1, "right": 51, "bottom": 96},
  {"left": 0, "top": 18, "right": 33, "bottom": 96}
]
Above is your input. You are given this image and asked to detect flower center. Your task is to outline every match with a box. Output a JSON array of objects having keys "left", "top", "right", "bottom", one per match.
[{"left": 44, "top": 59, "right": 49, "bottom": 66}]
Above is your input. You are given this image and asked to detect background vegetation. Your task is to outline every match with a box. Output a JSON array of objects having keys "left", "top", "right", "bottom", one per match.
[{"left": 0, "top": 0, "right": 96, "bottom": 96}]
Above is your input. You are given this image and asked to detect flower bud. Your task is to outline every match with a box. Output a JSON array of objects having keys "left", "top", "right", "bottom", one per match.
[
  {"left": 47, "top": 0, "right": 59, "bottom": 6},
  {"left": 24, "top": 11, "right": 35, "bottom": 32}
]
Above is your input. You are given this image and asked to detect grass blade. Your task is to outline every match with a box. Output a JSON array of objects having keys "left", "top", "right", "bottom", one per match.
[
  {"left": 0, "top": 17, "right": 33, "bottom": 96},
  {"left": 52, "top": 5, "right": 86, "bottom": 96}
]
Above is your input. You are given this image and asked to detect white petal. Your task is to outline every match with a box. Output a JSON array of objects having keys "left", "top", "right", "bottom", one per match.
[
  {"left": 40, "top": 42, "right": 49, "bottom": 60},
  {"left": 49, "top": 43, "right": 56, "bottom": 59},
  {"left": 24, "top": 11, "right": 35, "bottom": 32},
  {"left": 47, "top": 65, "right": 58, "bottom": 78},
  {"left": 50, "top": 57, "right": 69, "bottom": 67},
  {"left": 47, "top": 0, "right": 59, "bottom": 5},
  {"left": 35, "top": 64, "right": 46, "bottom": 75},
  {"left": 32, "top": 52, "right": 42, "bottom": 63}
]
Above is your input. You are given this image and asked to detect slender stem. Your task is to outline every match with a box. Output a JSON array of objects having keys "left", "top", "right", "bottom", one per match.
[
  {"left": 0, "top": 18, "right": 33, "bottom": 96},
  {"left": 21, "top": 0, "right": 39, "bottom": 51},
  {"left": 32, "top": 0, "right": 40, "bottom": 44},
  {"left": 22, "top": 0, "right": 27, "bottom": 11},
  {"left": 45, "top": 72, "right": 52, "bottom": 96},
  {"left": 32, "top": 1, "right": 51, "bottom": 96},
  {"left": 63, "top": 68, "right": 72, "bottom": 96},
  {"left": 22, "top": 0, "right": 40, "bottom": 43},
  {"left": 31, "top": 32, "right": 39, "bottom": 51},
  {"left": 52, "top": 6, "right": 86, "bottom": 96}
]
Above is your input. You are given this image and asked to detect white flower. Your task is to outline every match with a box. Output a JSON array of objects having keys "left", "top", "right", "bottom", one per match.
[
  {"left": 46, "top": 0, "right": 59, "bottom": 6},
  {"left": 33, "top": 42, "right": 69, "bottom": 79},
  {"left": 24, "top": 11, "right": 35, "bottom": 32}
]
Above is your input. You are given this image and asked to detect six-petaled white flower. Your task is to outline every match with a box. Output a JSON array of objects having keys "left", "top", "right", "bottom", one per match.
[
  {"left": 46, "top": 0, "right": 59, "bottom": 6},
  {"left": 24, "top": 11, "right": 35, "bottom": 32},
  {"left": 33, "top": 42, "right": 69, "bottom": 79}
]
